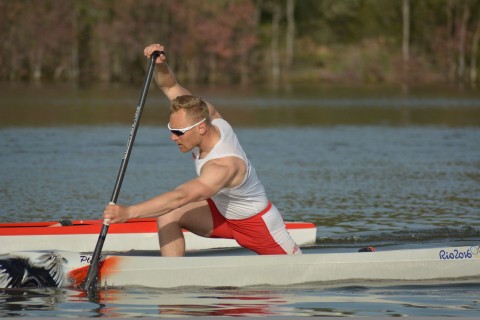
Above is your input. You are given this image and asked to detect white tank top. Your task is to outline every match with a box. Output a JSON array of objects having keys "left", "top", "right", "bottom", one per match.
[{"left": 193, "top": 119, "right": 269, "bottom": 220}]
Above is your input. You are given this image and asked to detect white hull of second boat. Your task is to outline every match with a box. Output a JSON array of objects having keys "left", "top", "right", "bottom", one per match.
[{"left": 2, "top": 245, "right": 478, "bottom": 289}]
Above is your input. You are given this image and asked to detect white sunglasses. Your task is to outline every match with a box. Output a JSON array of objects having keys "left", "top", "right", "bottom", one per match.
[{"left": 167, "top": 118, "right": 207, "bottom": 136}]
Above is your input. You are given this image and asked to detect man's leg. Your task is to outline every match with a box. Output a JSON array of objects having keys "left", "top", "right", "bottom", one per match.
[
  {"left": 156, "top": 200, "right": 214, "bottom": 256},
  {"left": 228, "top": 204, "right": 301, "bottom": 255}
]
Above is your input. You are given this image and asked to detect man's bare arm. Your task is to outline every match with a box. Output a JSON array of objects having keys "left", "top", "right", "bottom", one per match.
[
  {"left": 104, "top": 157, "right": 243, "bottom": 223},
  {"left": 144, "top": 43, "right": 222, "bottom": 119}
]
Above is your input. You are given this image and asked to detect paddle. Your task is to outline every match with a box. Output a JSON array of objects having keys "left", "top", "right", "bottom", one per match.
[{"left": 81, "top": 50, "right": 162, "bottom": 293}]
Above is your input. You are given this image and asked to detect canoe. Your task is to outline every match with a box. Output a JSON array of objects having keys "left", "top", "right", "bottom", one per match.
[
  {"left": 1, "top": 244, "right": 479, "bottom": 289},
  {"left": 0, "top": 219, "right": 316, "bottom": 254}
]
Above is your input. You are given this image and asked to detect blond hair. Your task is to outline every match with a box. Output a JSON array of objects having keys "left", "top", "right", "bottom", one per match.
[{"left": 170, "top": 95, "right": 210, "bottom": 123}]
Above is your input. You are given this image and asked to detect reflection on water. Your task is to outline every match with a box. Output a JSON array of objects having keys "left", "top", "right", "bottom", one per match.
[
  {"left": 1, "top": 83, "right": 480, "bottom": 127},
  {"left": 1, "top": 281, "right": 479, "bottom": 317}
]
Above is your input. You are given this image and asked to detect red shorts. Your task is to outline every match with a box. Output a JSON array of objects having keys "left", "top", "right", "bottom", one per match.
[{"left": 207, "top": 199, "right": 300, "bottom": 255}]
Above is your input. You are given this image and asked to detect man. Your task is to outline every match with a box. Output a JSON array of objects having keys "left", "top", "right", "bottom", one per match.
[{"left": 103, "top": 43, "right": 301, "bottom": 256}]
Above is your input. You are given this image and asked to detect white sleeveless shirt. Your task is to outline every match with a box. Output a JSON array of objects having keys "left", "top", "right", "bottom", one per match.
[{"left": 193, "top": 119, "right": 269, "bottom": 220}]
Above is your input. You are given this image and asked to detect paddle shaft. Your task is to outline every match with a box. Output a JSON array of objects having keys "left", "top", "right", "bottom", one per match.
[{"left": 82, "top": 51, "right": 161, "bottom": 292}]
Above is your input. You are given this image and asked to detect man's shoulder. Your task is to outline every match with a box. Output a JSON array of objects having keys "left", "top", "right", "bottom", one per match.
[
  {"left": 212, "top": 117, "right": 227, "bottom": 125},
  {"left": 212, "top": 118, "right": 233, "bottom": 131}
]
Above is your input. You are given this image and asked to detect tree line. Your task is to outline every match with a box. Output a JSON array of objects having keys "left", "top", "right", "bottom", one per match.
[{"left": 1, "top": 0, "right": 479, "bottom": 86}]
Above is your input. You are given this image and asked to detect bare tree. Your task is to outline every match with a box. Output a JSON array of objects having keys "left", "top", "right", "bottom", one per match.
[
  {"left": 457, "top": 0, "right": 470, "bottom": 83},
  {"left": 470, "top": 16, "right": 480, "bottom": 85},
  {"left": 445, "top": 0, "right": 457, "bottom": 82},
  {"left": 285, "top": 0, "right": 295, "bottom": 72},
  {"left": 270, "top": 1, "right": 281, "bottom": 86},
  {"left": 402, "top": 0, "right": 410, "bottom": 83}
]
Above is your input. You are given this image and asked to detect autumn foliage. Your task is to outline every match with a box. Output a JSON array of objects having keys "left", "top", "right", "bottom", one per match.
[{"left": 1, "top": 0, "right": 479, "bottom": 86}]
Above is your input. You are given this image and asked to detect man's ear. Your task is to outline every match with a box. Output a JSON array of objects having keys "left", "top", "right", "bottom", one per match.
[{"left": 198, "top": 122, "right": 208, "bottom": 135}]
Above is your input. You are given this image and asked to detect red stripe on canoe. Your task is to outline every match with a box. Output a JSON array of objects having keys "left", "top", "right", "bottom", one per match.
[{"left": 0, "top": 219, "right": 315, "bottom": 236}]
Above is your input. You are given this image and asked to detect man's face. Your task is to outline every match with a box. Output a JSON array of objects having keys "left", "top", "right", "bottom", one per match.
[{"left": 168, "top": 110, "right": 203, "bottom": 153}]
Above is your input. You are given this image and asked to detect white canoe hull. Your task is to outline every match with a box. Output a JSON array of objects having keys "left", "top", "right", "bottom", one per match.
[
  {"left": 0, "top": 220, "right": 316, "bottom": 253},
  {"left": 2, "top": 245, "right": 479, "bottom": 289}
]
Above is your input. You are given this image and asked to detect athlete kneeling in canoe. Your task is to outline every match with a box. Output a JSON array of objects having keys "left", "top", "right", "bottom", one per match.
[{"left": 103, "top": 43, "right": 301, "bottom": 256}]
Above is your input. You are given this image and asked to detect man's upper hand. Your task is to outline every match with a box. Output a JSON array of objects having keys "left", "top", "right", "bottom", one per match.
[{"left": 144, "top": 43, "right": 166, "bottom": 64}]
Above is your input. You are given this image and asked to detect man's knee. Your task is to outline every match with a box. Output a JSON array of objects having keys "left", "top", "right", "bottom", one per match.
[{"left": 156, "top": 212, "right": 180, "bottom": 228}]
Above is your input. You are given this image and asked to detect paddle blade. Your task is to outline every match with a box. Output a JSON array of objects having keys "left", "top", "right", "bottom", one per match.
[
  {"left": 80, "top": 266, "right": 98, "bottom": 292},
  {"left": 80, "top": 223, "right": 109, "bottom": 291}
]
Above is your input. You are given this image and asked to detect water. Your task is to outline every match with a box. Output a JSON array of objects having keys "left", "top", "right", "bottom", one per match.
[
  {"left": 2, "top": 125, "right": 478, "bottom": 242},
  {"left": 2, "top": 282, "right": 480, "bottom": 317},
  {"left": 0, "top": 83, "right": 479, "bottom": 317}
]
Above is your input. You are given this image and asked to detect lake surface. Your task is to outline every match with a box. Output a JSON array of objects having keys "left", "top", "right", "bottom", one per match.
[{"left": 0, "top": 83, "right": 479, "bottom": 317}]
